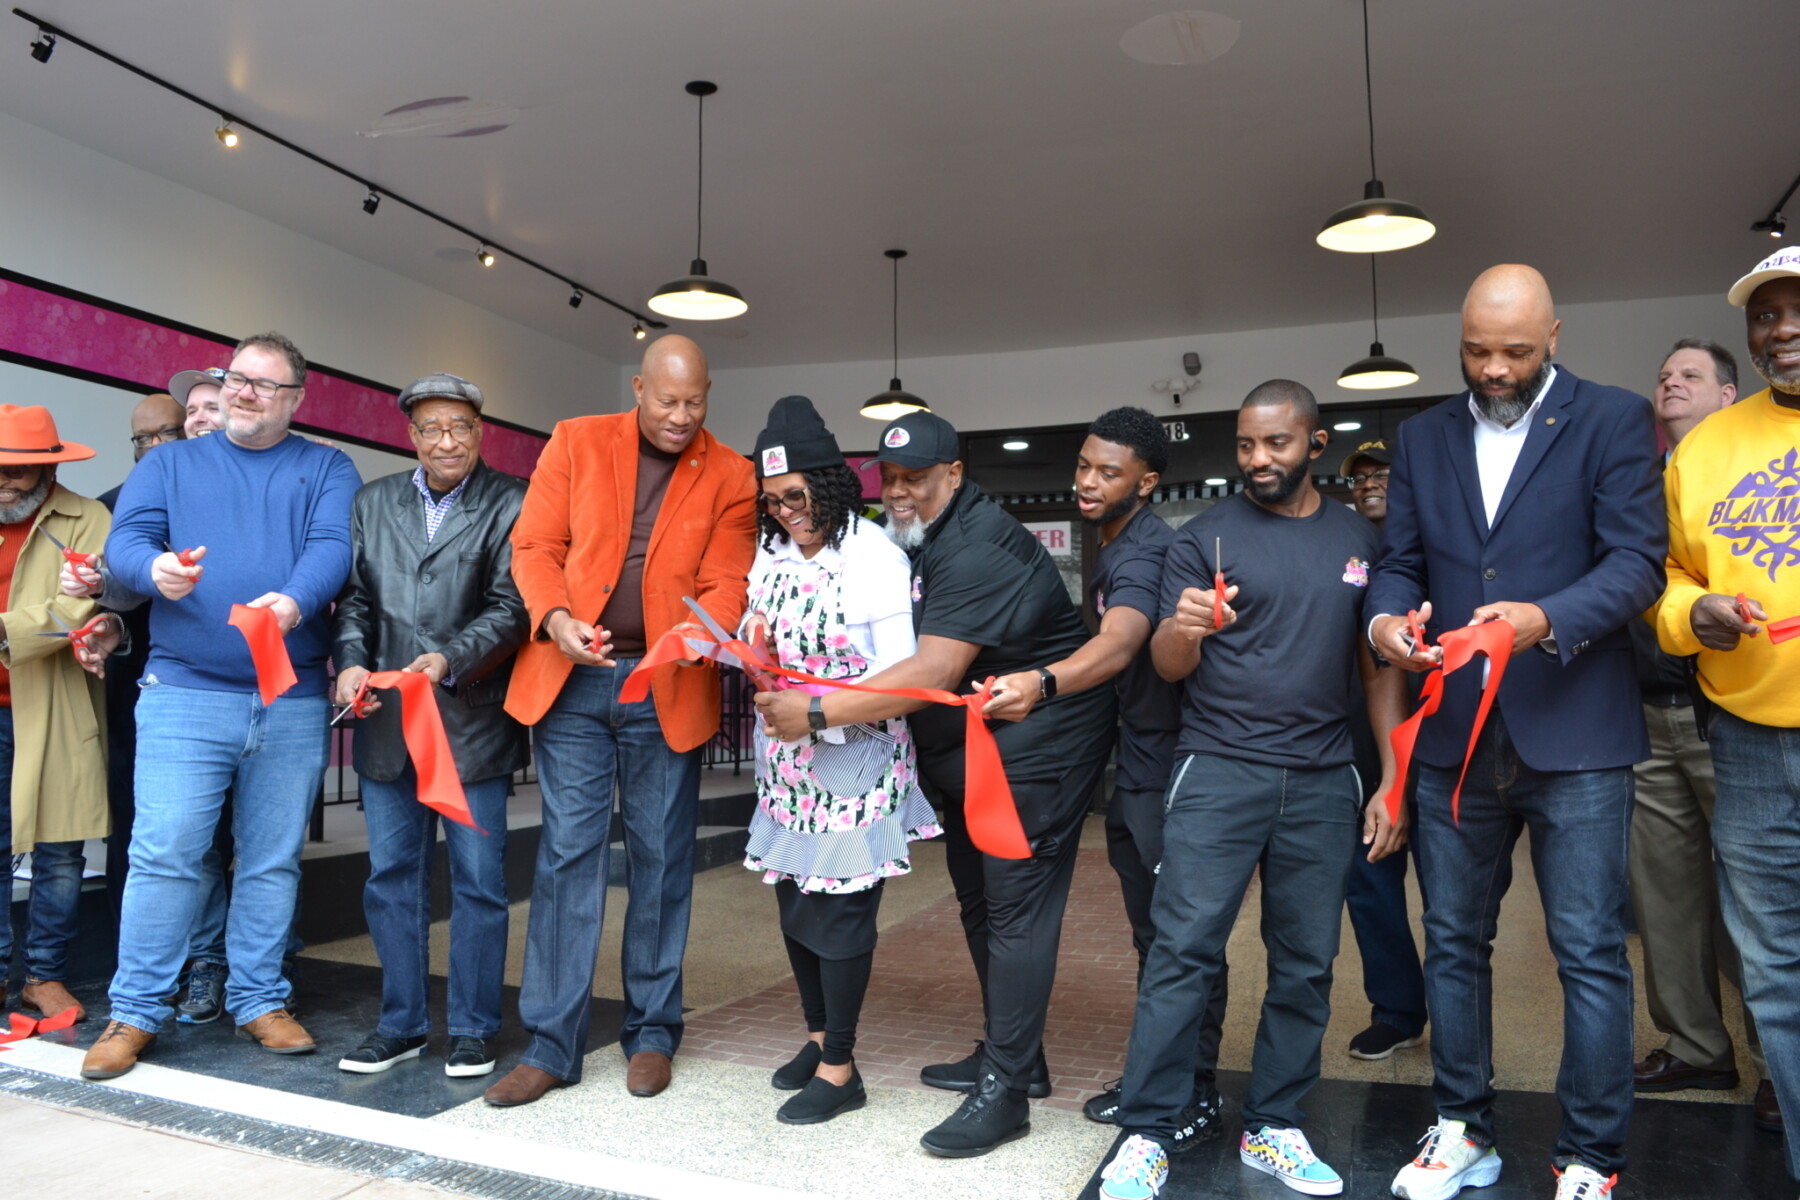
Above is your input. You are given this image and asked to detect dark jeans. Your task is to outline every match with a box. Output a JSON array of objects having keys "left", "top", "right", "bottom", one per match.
[
  {"left": 518, "top": 662, "right": 700, "bottom": 1081},
  {"left": 1, "top": 707, "right": 87, "bottom": 983},
  {"left": 1344, "top": 797, "right": 1427, "bottom": 1037},
  {"left": 361, "top": 768, "right": 511, "bottom": 1039},
  {"left": 1118, "top": 753, "right": 1357, "bottom": 1143},
  {"left": 1413, "top": 711, "right": 1634, "bottom": 1176},
  {"left": 1708, "top": 710, "right": 1800, "bottom": 1181},
  {"left": 933, "top": 752, "right": 1109, "bottom": 1093},
  {"left": 1109, "top": 784, "right": 1227, "bottom": 1093}
]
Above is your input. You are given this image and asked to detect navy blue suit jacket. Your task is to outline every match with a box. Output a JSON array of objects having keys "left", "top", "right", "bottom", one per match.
[{"left": 1364, "top": 369, "right": 1665, "bottom": 772}]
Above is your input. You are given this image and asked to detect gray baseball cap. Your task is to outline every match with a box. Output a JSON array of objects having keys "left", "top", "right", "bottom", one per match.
[{"left": 397, "top": 372, "right": 485, "bottom": 415}]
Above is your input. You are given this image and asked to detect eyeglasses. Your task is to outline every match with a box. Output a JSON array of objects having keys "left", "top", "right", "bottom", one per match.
[
  {"left": 411, "top": 419, "right": 481, "bottom": 444},
  {"left": 1349, "top": 468, "right": 1391, "bottom": 486},
  {"left": 758, "top": 486, "right": 811, "bottom": 513},
  {"left": 216, "top": 369, "right": 302, "bottom": 400},
  {"left": 129, "top": 426, "right": 185, "bottom": 451}
]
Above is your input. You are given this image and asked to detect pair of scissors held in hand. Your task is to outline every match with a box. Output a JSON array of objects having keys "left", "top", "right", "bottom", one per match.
[
  {"left": 37, "top": 608, "right": 111, "bottom": 654},
  {"left": 163, "top": 541, "right": 199, "bottom": 567},
  {"left": 41, "top": 529, "right": 97, "bottom": 571},
  {"left": 683, "top": 595, "right": 780, "bottom": 691}
]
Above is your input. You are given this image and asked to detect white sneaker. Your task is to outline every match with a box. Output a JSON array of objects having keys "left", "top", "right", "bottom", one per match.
[
  {"left": 1554, "top": 1163, "right": 1616, "bottom": 1199},
  {"left": 1391, "top": 1118, "right": 1503, "bottom": 1200}
]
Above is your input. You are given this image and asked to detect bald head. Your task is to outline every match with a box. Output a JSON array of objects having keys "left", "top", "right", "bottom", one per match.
[
  {"left": 633, "top": 334, "right": 712, "bottom": 454},
  {"left": 1461, "top": 264, "right": 1561, "bottom": 427},
  {"left": 130, "top": 392, "right": 187, "bottom": 461}
]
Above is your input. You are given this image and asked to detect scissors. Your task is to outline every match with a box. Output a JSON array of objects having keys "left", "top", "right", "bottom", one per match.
[
  {"left": 163, "top": 541, "right": 199, "bottom": 567},
  {"left": 1212, "top": 538, "right": 1227, "bottom": 630},
  {"left": 329, "top": 677, "right": 375, "bottom": 726},
  {"left": 683, "top": 595, "right": 779, "bottom": 691},
  {"left": 1405, "top": 609, "right": 1431, "bottom": 655},
  {"left": 1735, "top": 592, "right": 1757, "bottom": 626},
  {"left": 41, "top": 529, "right": 97, "bottom": 571},
  {"left": 37, "top": 608, "right": 111, "bottom": 654}
]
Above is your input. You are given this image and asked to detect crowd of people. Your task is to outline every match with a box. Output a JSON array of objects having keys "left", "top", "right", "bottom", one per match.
[{"left": 1, "top": 245, "right": 1796, "bottom": 1200}]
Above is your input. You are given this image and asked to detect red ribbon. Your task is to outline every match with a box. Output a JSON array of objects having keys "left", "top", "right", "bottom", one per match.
[
  {"left": 228, "top": 604, "right": 299, "bottom": 706},
  {"left": 0, "top": 1007, "right": 79, "bottom": 1045},
  {"left": 1381, "top": 617, "right": 1515, "bottom": 827},
  {"left": 353, "top": 671, "right": 480, "bottom": 831},
  {"left": 623, "top": 630, "right": 1033, "bottom": 859}
]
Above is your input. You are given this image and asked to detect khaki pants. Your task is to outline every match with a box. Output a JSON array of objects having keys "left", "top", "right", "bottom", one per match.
[{"left": 1628, "top": 701, "right": 1764, "bottom": 1077}]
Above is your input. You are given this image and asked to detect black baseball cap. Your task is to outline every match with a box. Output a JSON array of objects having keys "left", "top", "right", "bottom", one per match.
[
  {"left": 872, "top": 410, "right": 960, "bottom": 469},
  {"left": 1339, "top": 438, "right": 1391, "bottom": 479}
]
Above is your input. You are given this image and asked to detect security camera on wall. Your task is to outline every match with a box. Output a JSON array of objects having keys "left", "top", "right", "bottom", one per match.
[{"left": 1151, "top": 353, "right": 1202, "bottom": 407}]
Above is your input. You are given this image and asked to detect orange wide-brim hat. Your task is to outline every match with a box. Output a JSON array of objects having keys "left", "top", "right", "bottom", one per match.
[{"left": 0, "top": 403, "right": 96, "bottom": 465}]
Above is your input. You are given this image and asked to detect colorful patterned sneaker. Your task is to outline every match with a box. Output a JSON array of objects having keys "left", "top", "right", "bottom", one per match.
[
  {"left": 1100, "top": 1134, "right": 1169, "bottom": 1200},
  {"left": 1391, "top": 1118, "right": 1503, "bottom": 1200},
  {"left": 1553, "top": 1163, "right": 1617, "bottom": 1200},
  {"left": 1240, "top": 1126, "right": 1343, "bottom": 1196}
]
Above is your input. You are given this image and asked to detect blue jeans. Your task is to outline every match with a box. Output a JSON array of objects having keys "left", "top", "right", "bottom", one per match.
[
  {"left": 188, "top": 845, "right": 229, "bottom": 966},
  {"left": 361, "top": 768, "right": 510, "bottom": 1038},
  {"left": 108, "top": 682, "right": 328, "bottom": 1033},
  {"left": 1344, "top": 810, "right": 1427, "bottom": 1037},
  {"left": 1413, "top": 712, "right": 1633, "bottom": 1176},
  {"left": 1708, "top": 710, "right": 1800, "bottom": 1180},
  {"left": 0, "top": 707, "right": 87, "bottom": 983},
  {"left": 518, "top": 662, "right": 699, "bottom": 1080}
]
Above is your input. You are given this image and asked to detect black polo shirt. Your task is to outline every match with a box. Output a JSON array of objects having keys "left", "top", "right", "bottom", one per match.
[
  {"left": 1159, "top": 492, "right": 1380, "bottom": 769},
  {"left": 906, "top": 480, "right": 1116, "bottom": 787},
  {"left": 1089, "top": 504, "right": 1180, "bottom": 794}
]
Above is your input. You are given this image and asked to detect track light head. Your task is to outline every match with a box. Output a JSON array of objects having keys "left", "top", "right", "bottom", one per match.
[
  {"left": 29, "top": 31, "right": 55, "bottom": 63},
  {"left": 632, "top": 322, "right": 648, "bottom": 340},
  {"left": 215, "top": 123, "right": 240, "bottom": 149},
  {"left": 1771, "top": 213, "right": 1788, "bottom": 239},
  {"left": 568, "top": 287, "right": 583, "bottom": 309},
  {"left": 362, "top": 189, "right": 380, "bottom": 215},
  {"left": 476, "top": 244, "right": 496, "bottom": 268}
]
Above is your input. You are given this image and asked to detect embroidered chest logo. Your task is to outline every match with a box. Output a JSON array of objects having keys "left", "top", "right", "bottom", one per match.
[
  {"left": 1342, "top": 557, "right": 1370, "bottom": 587},
  {"left": 911, "top": 574, "right": 923, "bottom": 602},
  {"left": 1708, "top": 447, "right": 1800, "bottom": 581}
]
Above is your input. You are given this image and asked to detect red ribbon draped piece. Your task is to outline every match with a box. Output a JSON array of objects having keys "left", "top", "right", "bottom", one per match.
[
  {"left": 354, "top": 671, "right": 480, "bottom": 831},
  {"left": 1381, "top": 618, "right": 1515, "bottom": 827},
  {"left": 228, "top": 604, "right": 298, "bottom": 705},
  {"left": 0, "top": 1006, "right": 79, "bottom": 1045},
  {"left": 622, "top": 630, "right": 1033, "bottom": 859}
]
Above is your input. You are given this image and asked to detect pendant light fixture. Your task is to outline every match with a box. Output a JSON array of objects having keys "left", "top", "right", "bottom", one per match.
[
  {"left": 1316, "top": 0, "right": 1434, "bottom": 254},
  {"left": 862, "top": 250, "right": 930, "bottom": 420},
  {"left": 648, "top": 81, "right": 748, "bottom": 320},
  {"left": 1339, "top": 255, "right": 1419, "bottom": 389}
]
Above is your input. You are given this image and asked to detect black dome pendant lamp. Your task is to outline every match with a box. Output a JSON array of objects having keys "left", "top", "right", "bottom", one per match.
[
  {"left": 862, "top": 249, "right": 930, "bottom": 420},
  {"left": 1339, "top": 255, "right": 1419, "bottom": 389},
  {"left": 648, "top": 81, "right": 748, "bottom": 320}
]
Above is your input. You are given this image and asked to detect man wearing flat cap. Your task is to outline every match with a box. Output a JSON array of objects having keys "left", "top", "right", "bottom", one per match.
[
  {"left": 0, "top": 403, "right": 115, "bottom": 1026},
  {"left": 333, "top": 373, "right": 530, "bottom": 1080},
  {"left": 758, "top": 409, "right": 1116, "bottom": 1157}
]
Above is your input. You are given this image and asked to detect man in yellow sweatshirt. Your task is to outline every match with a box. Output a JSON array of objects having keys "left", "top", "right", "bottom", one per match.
[{"left": 1656, "top": 243, "right": 1800, "bottom": 1184}]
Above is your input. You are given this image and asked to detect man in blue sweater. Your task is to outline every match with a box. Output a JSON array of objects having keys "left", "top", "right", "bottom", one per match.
[{"left": 82, "top": 331, "right": 359, "bottom": 1079}]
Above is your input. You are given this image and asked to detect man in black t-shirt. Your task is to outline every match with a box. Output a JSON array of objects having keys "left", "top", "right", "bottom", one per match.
[
  {"left": 983, "top": 407, "right": 1227, "bottom": 1146},
  {"left": 757, "top": 410, "right": 1116, "bottom": 1158},
  {"left": 1094, "top": 382, "right": 1405, "bottom": 1200}
]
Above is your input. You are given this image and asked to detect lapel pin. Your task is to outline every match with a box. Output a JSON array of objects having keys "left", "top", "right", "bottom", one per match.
[{"left": 1545, "top": 417, "right": 1556, "bottom": 425}]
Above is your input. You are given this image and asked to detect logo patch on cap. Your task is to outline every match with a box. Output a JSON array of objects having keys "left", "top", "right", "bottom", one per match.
[
  {"left": 884, "top": 427, "right": 912, "bottom": 449},
  {"left": 761, "top": 445, "right": 788, "bottom": 475}
]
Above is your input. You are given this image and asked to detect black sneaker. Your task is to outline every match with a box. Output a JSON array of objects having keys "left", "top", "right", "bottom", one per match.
[
  {"left": 1083, "top": 1078, "right": 1123, "bottom": 1123},
  {"left": 176, "top": 961, "right": 227, "bottom": 1025},
  {"left": 446, "top": 1036, "right": 495, "bottom": 1078},
  {"left": 338, "top": 1031, "right": 428, "bottom": 1074},
  {"left": 920, "top": 1040, "right": 1052, "bottom": 1099},
  {"left": 772, "top": 1040, "right": 823, "bottom": 1091},
  {"left": 777, "top": 1067, "right": 866, "bottom": 1125},
  {"left": 1169, "top": 1090, "right": 1225, "bottom": 1154},
  {"left": 919, "top": 1071, "right": 1031, "bottom": 1158},
  {"left": 1347, "top": 1021, "right": 1424, "bottom": 1061}
]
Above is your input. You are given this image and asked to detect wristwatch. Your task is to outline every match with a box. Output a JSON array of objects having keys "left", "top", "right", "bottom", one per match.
[
  {"left": 807, "top": 695, "right": 828, "bottom": 733},
  {"left": 1037, "top": 667, "right": 1058, "bottom": 700}
]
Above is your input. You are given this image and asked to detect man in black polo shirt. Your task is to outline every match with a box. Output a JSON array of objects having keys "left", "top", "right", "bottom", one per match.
[
  {"left": 757, "top": 409, "right": 1116, "bottom": 1158},
  {"left": 983, "top": 406, "right": 1227, "bottom": 1147},
  {"left": 1094, "top": 381, "right": 1405, "bottom": 1200}
]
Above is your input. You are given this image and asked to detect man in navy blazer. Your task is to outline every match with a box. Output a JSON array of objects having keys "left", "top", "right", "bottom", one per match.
[{"left": 1366, "top": 266, "right": 1665, "bottom": 1200}]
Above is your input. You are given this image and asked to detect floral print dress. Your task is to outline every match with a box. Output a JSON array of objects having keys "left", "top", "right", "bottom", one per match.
[{"left": 744, "top": 549, "right": 941, "bottom": 894}]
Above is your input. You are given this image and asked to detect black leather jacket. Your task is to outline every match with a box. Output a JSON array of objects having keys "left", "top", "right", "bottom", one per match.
[{"left": 334, "top": 460, "right": 530, "bottom": 784}]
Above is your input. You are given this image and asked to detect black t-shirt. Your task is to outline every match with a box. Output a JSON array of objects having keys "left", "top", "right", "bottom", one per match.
[
  {"left": 907, "top": 480, "right": 1116, "bottom": 786},
  {"left": 1159, "top": 493, "right": 1380, "bottom": 769},
  {"left": 1089, "top": 504, "right": 1181, "bottom": 793}
]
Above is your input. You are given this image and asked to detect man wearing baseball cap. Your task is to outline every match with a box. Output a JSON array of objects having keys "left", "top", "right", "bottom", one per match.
[
  {"left": 332, "top": 372, "right": 529, "bottom": 1079},
  {"left": 171, "top": 369, "right": 226, "bottom": 439},
  {"left": 1654, "top": 245, "right": 1800, "bottom": 1182},
  {"left": 756, "top": 408, "right": 1116, "bottom": 1157},
  {"left": 0, "top": 404, "right": 115, "bottom": 1026}
]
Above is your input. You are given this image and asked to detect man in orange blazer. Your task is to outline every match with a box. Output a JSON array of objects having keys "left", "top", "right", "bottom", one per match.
[{"left": 485, "top": 334, "right": 756, "bottom": 1106}]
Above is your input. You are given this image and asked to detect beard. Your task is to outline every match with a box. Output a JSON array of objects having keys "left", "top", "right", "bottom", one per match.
[
  {"left": 1243, "top": 461, "right": 1308, "bottom": 507},
  {"left": 1752, "top": 341, "right": 1800, "bottom": 396},
  {"left": 1081, "top": 492, "right": 1141, "bottom": 528},
  {"left": 1465, "top": 358, "right": 1553, "bottom": 427},
  {"left": 883, "top": 508, "right": 935, "bottom": 549},
  {"left": 0, "top": 471, "right": 51, "bottom": 525}
]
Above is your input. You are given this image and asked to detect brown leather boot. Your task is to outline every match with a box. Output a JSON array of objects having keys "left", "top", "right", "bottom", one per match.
[
  {"left": 81, "top": 1021, "right": 156, "bottom": 1079},
  {"left": 627, "top": 1051, "right": 673, "bottom": 1097},
  {"left": 236, "top": 1009, "right": 316, "bottom": 1054},
  {"left": 483, "top": 1064, "right": 570, "bottom": 1107},
  {"left": 20, "top": 979, "right": 86, "bottom": 1024}
]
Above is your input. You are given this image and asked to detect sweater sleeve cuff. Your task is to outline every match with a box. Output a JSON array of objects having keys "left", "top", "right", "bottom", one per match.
[{"left": 1656, "top": 584, "right": 1707, "bottom": 657}]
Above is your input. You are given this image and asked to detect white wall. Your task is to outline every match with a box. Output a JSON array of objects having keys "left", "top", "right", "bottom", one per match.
[
  {"left": 0, "top": 110, "right": 621, "bottom": 498},
  {"left": 694, "top": 291, "right": 1749, "bottom": 455}
]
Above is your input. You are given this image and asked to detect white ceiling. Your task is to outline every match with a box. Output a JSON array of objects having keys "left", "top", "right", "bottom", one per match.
[{"left": 0, "top": 0, "right": 1787, "bottom": 369}]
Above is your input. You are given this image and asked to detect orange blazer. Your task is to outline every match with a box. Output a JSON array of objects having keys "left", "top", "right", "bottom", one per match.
[{"left": 506, "top": 411, "right": 757, "bottom": 751}]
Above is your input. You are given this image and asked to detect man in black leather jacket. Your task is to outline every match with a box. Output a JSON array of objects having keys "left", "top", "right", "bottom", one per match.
[{"left": 332, "top": 372, "right": 530, "bottom": 1079}]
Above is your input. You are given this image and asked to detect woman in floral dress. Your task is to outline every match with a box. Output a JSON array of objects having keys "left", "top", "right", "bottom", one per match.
[{"left": 742, "top": 395, "right": 938, "bottom": 1125}]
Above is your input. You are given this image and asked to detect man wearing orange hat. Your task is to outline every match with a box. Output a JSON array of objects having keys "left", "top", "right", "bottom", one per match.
[{"left": 0, "top": 403, "right": 116, "bottom": 1025}]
